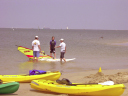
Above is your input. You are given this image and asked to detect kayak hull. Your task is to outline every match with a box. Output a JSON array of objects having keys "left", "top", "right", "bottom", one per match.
[
  {"left": 31, "top": 80, "right": 125, "bottom": 96},
  {"left": 0, "top": 71, "right": 61, "bottom": 83},
  {"left": 0, "top": 82, "right": 19, "bottom": 94}
]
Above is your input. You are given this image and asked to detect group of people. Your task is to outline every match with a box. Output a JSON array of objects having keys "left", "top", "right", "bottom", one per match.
[{"left": 32, "top": 36, "right": 66, "bottom": 62}]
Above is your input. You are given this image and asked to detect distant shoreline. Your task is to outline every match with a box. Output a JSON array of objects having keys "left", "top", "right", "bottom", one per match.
[{"left": 0, "top": 27, "right": 128, "bottom": 31}]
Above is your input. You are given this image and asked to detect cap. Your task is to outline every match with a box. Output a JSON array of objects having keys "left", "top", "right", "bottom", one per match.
[
  {"left": 59, "top": 38, "right": 64, "bottom": 41},
  {"left": 35, "top": 36, "right": 39, "bottom": 38}
]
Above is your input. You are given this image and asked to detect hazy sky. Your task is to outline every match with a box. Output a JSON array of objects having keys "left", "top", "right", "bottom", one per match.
[{"left": 0, "top": 0, "right": 128, "bottom": 30}]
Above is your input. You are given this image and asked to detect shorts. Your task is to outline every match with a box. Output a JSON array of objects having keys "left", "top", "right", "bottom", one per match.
[
  {"left": 33, "top": 51, "right": 40, "bottom": 57},
  {"left": 50, "top": 49, "right": 55, "bottom": 53},
  {"left": 60, "top": 52, "right": 65, "bottom": 58}
]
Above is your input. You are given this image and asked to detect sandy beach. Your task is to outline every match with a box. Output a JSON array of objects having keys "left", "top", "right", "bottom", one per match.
[{"left": 4, "top": 68, "right": 128, "bottom": 96}]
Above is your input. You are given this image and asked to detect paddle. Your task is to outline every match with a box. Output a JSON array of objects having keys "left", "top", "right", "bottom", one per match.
[
  {"left": 66, "top": 83, "right": 98, "bottom": 86},
  {"left": 40, "top": 51, "right": 45, "bottom": 55},
  {"left": 56, "top": 78, "right": 99, "bottom": 86}
]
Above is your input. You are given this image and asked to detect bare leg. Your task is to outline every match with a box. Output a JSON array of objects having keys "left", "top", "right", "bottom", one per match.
[
  {"left": 33, "top": 57, "right": 35, "bottom": 62},
  {"left": 50, "top": 53, "right": 52, "bottom": 57},
  {"left": 60, "top": 58, "right": 62, "bottom": 62},
  {"left": 54, "top": 53, "right": 56, "bottom": 59},
  {"left": 63, "top": 58, "right": 66, "bottom": 62},
  {"left": 36, "top": 57, "right": 38, "bottom": 62}
]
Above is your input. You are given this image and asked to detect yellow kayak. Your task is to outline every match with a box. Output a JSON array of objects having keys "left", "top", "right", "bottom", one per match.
[
  {"left": 31, "top": 79, "right": 125, "bottom": 96},
  {"left": 0, "top": 71, "right": 61, "bottom": 83}
]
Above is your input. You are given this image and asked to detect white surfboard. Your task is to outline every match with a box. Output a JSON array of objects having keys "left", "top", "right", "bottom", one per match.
[{"left": 39, "top": 58, "right": 76, "bottom": 62}]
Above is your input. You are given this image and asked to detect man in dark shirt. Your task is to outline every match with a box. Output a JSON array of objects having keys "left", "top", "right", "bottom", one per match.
[{"left": 50, "top": 36, "right": 56, "bottom": 59}]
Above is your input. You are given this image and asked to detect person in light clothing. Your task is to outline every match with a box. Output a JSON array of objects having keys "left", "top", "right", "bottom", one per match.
[
  {"left": 32, "top": 36, "right": 41, "bottom": 62},
  {"left": 55, "top": 38, "right": 66, "bottom": 62}
]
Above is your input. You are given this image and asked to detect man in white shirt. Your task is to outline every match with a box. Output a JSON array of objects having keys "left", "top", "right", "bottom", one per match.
[
  {"left": 55, "top": 38, "right": 66, "bottom": 62},
  {"left": 32, "top": 36, "right": 41, "bottom": 62}
]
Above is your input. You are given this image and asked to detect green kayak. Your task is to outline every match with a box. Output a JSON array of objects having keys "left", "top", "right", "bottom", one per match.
[{"left": 0, "top": 82, "right": 19, "bottom": 94}]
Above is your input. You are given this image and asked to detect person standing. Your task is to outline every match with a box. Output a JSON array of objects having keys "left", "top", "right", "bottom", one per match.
[
  {"left": 32, "top": 36, "right": 41, "bottom": 62},
  {"left": 55, "top": 38, "right": 66, "bottom": 62},
  {"left": 50, "top": 36, "right": 56, "bottom": 59}
]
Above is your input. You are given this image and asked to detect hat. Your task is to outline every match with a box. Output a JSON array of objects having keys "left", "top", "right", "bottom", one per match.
[
  {"left": 59, "top": 38, "right": 64, "bottom": 41},
  {"left": 35, "top": 36, "right": 39, "bottom": 38}
]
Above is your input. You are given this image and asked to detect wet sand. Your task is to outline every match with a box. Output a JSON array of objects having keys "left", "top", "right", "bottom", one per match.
[{"left": 7, "top": 68, "right": 128, "bottom": 96}]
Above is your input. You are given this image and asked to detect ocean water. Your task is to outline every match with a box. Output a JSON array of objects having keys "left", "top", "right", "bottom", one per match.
[{"left": 0, "top": 28, "right": 128, "bottom": 75}]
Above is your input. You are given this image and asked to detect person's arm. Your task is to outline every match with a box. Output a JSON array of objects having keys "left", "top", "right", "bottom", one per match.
[
  {"left": 50, "top": 41, "right": 51, "bottom": 50},
  {"left": 38, "top": 41, "right": 41, "bottom": 52},
  {"left": 65, "top": 46, "right": 66, "bottom": 53},
  {"left": 32, "top": 46, "right": 34, "bottom": 50},
  {"left": 32, "top": 42, "right": 34, "bottom": 50},
  {"left": 38, "top": 45, "right": 41, "bottom": 52},
  {"left": 55, "top": 46, "right": 60, "bottom": 48},
  {"left": 50, "top": 45, "right": 51, "bottom": 50},
  {"left": 55, "top": 43, "right": 61, "bottom": 48},
  {"left": 55, "top": 40, "right": 56, "bottom": 46}
]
